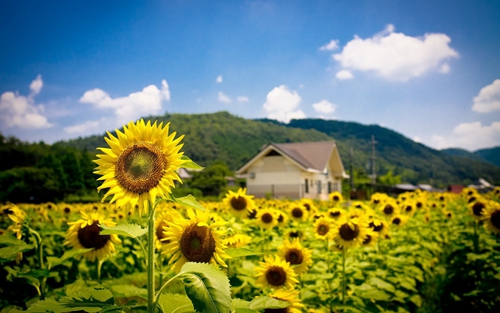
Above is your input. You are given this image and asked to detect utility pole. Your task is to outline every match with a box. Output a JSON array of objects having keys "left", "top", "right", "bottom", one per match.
[
  {"left": 370, "top": 135, "right": 378, "bottom": 185},
  {"left": 349, "top": 147, "right": 354, "bottom": 192}
]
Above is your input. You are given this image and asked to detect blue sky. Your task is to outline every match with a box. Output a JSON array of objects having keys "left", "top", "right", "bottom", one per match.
[{"left": 1, "top": 0, "right": 499, "bottom": 151}]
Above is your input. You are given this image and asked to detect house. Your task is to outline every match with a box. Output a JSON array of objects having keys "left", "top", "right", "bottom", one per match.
[{"left": 236, "top": 141, "right": 348, "bottom": 200}]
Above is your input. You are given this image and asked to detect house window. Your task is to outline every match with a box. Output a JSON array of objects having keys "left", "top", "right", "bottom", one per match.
[
  {"left": 328, "top": 182, "right": 332, "bottom": 194},
  {"left": 305, "top": 179, "right": 309, "bottom": 193},
  {"left": 317, "top": 180, "right": 322, "bottom": 194}
]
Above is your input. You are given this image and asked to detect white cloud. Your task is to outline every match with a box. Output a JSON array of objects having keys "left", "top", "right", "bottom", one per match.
[
  {"left": 319, "top": 39, "right": 339, "bottom": 51},
  {"left": 64, "top": 118, "right": 105, "bottom": 136},
  {"left": 0, "top": 75, "right": 52, "bottom": 129},
  {"left": 79, "top": 79, "right": 170, "bottom": 124},
  {"left": 218, "top": 92, "right": 232, "bottom": 103},
  {"left": 312, "top": 100, "right": 337, "bottom": 114},
  {"left": 216, "top": 75, "right": 223, "bottom": 83},
  {"left": 439, "top": 63, "right": 451, "bottom": 74},
  {"left": 332, "top": 24, "right": 459, "bottom": 81},
  {"left": 431, "top": 121, "right": 500, "bottom": 150},
  {"left": 336, "top": 70, "right": 354, "bottom": 80},
  {"left": 413, "top": 136, "right": 421, "bottom": 143},
  {"left": 472, "top": 79, "right": 500, "bottom": 113},
  {"left": 29, "top": 74, "right": 43, "bottom": 96},
  {"left": 237, "top": 96, "right": 249, "bottom": 102},
  {"left": 263, "top": 85, "right": 305, "bottom": 123}
]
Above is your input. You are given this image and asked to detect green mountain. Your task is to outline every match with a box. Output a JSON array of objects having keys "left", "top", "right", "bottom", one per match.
[
  {"left": 57, "top": 111, "right": 500, "bottom": 188},
  {"left": 258, "top": 118, "right": 500, "bottom": 187},
  {"left": 441, "top": 147, "right": 500, "bottom": 168}
]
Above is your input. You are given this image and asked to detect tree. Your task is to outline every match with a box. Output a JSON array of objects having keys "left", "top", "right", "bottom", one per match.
[
  {"left": 190, "top": 161, "right": 232, "bottom": 196},
  {"left": 61, "top": 151, "right": 84, "bottom": 192},
  {"left": 377, "top": 170, "right": 402, "bottom": 186}
]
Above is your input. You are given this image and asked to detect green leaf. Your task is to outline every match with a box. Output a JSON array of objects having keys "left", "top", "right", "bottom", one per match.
[
  {"left": 357, "top": 287, "right": 391, "bottom": 301},
  {"left": 232, "top": 298, "right": 258, "bottom": 313},
  {"left": 367, "top": 277, "right": 395, "bottom": 293},
  {"left": 100, "top": 223, "right": 147, "bottom": 239},
  {"left": 0, "top": 235, "right": 34, "bottom": 261},
  {"left": 409, "top": 294, "right": 422, "bottom": 307},
  {"left": 248, "top": 296, "right": 290, "bottom": 310},
  {"left": 226, "top": 248, "right": 262, "bottom": 258},
  {"left": 181, "top": 155, "right": 204, "bottom": 170},
  {"left": 157, "top": 293, "right": 196, "bottom": 313},
  {"left": 178, "top": 262, "right": 231, "bottom": 313},
  {"left": 110, "top": 284, "right": 147, "bottom": 299},
  {"left": 169, "top": 194, "right": 206, "bottom": 211},
  {"left": 47, "top": 248, "right": 93, "bottom": 269}
]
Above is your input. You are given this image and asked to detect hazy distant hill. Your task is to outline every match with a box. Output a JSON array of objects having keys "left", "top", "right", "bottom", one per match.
[
  {"left": 58, "top": 111, "right": 500, "bottom": 187},
  {"left": 441, "top": 147, "right": 500, "bottom": 168}
]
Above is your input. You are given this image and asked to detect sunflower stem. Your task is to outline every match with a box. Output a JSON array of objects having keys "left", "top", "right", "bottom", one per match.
[
  {"left": 97, "top": 258, "right": 104, "bottom": 282},
  {"left": 153, "top": 274, "right": 180, "bottom": 310},
  {"left": 147, "top": 203, "right": 157, "bottom": 313},
  {"left": 29, "top": 228, "right": 45, "bottom": 299},
  {"left": 473, "top": 220, "right": 479, "bottom": 253},
  {"left": 342, "top": 247, "right": 347, "bottom": 311}
]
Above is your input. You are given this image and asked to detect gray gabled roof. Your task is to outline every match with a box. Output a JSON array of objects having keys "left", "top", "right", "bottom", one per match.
[
  {"left": 273, "top": 141, "right": 335, "bottom": 171},
  {"left": 237, "top": 140, "right": 339, "bottom": 174}
]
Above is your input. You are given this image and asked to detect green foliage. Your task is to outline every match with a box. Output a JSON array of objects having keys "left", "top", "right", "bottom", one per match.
[
  {"left": 99, "top": 223, "right": 148, "bottom": 240},
  {"left": 377, "top": 170, "right": 402, "bottom": 185},
  {"left": 0, "top": 235, "right": 35, "bottom": 262},
  {"left": 0, "top": 167, "right": 63, "bottom": 203},
  {"left": 178, "top": 262, "right": 232, "bottom": 313},
  {"left": 190, "top": 161, "right": 232, "bottom": 196}
]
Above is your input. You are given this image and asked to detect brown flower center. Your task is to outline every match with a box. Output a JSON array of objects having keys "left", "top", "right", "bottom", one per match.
[
  {"left": 115, "top": 142, "right": 166, "bottom": 194},
  {"left": 180, "top": 224, "right": 216, "bottom": 263},
  {"left": 266, "top": 266, "right": 287, "bottom": 286},
  {"left": 317, "top": 223, "right": 329, "bottom": 236},
  {"left": 491, "top": 210, "right": 500, "bottom": 229},
  {"left": 333, "top": 195, "right": 340, "bottom": 201},
  {"left": 303, "top": 203, "right": 311, "bottom": 211},
  {"left": 363, "top": 234, "right": 372, "bottom": 245},
  {"left": 339, "top": 223, "right": 359, "bottom": 241},
  {"left": 156, "top": 220, "right": 168, "bottom": 240},
  {"left": 247, "top": 209, "right": 257, "bottom": 219},
  {"left": 329, "top": 210, "right": 341, "bottom": 218},
  {"left": 383, "top": 204, "right": 394, "bottom": 215},
  {"left": 261, "top": 213, "right": 273, "bottom": 224},
  {"left": 392, "top": 217, "right": 401, "bottom": 225},
  {"left": 230, "top": 196, "right": 247, "bottom": 211},
  {"left": 472, "top": 202, "right": 485, "bottom": 216},
  {"left": 77, "top": 221, "right": 110, "bottom": 249},
  {"left": 369, "top": 221, "right": 384, "bottom": 232},
  {"left": 291, "top": 208, "right": 303, "bottom": 218},
  {"left": 285, "top": 248, "right": 303, "bottom": 265}
]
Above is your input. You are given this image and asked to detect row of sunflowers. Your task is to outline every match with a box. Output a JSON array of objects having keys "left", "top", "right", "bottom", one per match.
[{"left": 1, "top": 119, "right": 500, "bottom": 312}]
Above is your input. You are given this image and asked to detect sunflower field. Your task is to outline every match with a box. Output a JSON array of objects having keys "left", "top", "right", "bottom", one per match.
[{"left": 1, "top": 120, "right": 500, "bottom": 313}]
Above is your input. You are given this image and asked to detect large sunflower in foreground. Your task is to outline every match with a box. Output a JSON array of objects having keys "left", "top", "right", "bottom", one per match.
[
  {"left": 223, "top": 188, "right": 255, "bottom": 218},
  {"left": 277, "top": 239, "right": 313, "bottom": 276},
  {"left": 255, "top": 255, "right": 298, "bottom": 290},
  {"left": 65, "top": 211, "right": 121, "bottom": 262},
  {"left": 94, "top": 119, "right": 185, "bottom": 215},
  {"left": 163, "top": 209, "right": 229, "bottom": 272},
  {"left": 265, "top": 289, "right": 304, "bottom": 313}
]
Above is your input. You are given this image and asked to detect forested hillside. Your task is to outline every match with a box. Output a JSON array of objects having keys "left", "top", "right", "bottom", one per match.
[
  {"left": 441, "top": 147, "right": 500, "bottom": 168},
  {"left": 58, "top": 111, "right": 500, "bottom": 188}
]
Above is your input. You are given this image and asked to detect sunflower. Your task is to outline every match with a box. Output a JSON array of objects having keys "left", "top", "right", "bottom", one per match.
[
  {"left": 154, "top": 207, "right": 183, "bottom": 250},
  {"left": 94, "top": 119, "right": 185, "bottom": 215},
  {"left": 370, "top": 192, "right": 388, "bottom": 207},
  {"left": 380, "top": 200, "right": 400, "bottom": 219},
  {"left": 468, "top": 198, "right": 488, "bottom": 221},
  {"left": 277, "top": 239, "right": 313, "bottom": 276},
  {"left": 313, "top": 217, "right": 333, "bottom": 240},
  {"left": 65, "top": 211, "right": 121, "bottom": 262},
  {"left": 255, "top": 255, "right": 298, "bottom": 290},
  {"left": 327, "top": 207, "right": 344, "bottom": 221},
  {"left": 361, "top": 229, "right": 379, "bottom": 247},
  {"left": 265, "top": 289, "right": 304, "bottom": 313},
  {"left": 276, "top": 210, "right": 289, "bottom": 227},
  {"left": 390, "top": 215, "right": 408, "bottom": 227},
  {"left": 368, "top": 218, "right": 389, "bottom": 237},
  {"left": 223, "top": 188, "right": 255, "bottom": 218},
  {"left": 482, "top": 201, "right": 500, "bottom": 234},
  {"left": 225, "top": 233, "right": 252, "bottom": 248},
  {"left": 288, "top": 204, "right": 308, "bottom": 223},
  {"left": 401, "top": 200, "right": 416, "bottom": 216},
  {"left": 329, "top": 191, "right": 343, "bottom": 204},
  {"left": 332, "top": 216, "right": 369, "bottom": 249},
  {"left": 163, "top": 209, "right": 229, "bottom": 272},
  {"left": 300, "top": 198, "right": 317, "bottom": 215},
  {"left": 6, "top": 205, "right": 27, "bottom": 240},
  {"left": 256, "top": 208, "right": 279, "bottom": 229}
]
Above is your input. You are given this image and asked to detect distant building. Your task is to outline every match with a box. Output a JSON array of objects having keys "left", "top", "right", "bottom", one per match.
[{"left": 236, "top": 141, "right": 348, "bottom": 200}]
